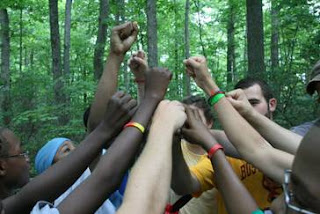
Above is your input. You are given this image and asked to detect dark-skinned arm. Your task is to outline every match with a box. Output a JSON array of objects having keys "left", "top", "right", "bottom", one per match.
[
  {"left": 182, "top": 107, "right": 259, "bottom": 214},
  {"left": 87, "top": 22, "right": 138, "bottom": 132},
  {"left": 57, "top": 67, "right": 172, "bottom": 214},
  {"left": 3, "top": 92, "right": 136, "bottom": 214}
]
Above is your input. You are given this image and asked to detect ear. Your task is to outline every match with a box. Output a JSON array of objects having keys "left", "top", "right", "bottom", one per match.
[
  {"left": 268, "top": 98, "right": 277, "bottom": 113},
  {"left": 0, "top": 160, "right": 7, "bottom": 176}
]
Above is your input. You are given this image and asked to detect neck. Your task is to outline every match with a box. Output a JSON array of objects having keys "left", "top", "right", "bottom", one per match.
[
  {"left": 0, "top": 182, "right": 14, "bottom": 199},
  {"left": 185, "top": 141, "right": 206, "bottom": 155}
]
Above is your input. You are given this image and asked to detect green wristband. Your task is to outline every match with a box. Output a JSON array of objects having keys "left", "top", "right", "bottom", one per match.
[
  {"left": 208, "top": 93, "right": 225, "bottom": 106},
  {"left": 252, "top": 209, "right": 264, "bottom": 214}
]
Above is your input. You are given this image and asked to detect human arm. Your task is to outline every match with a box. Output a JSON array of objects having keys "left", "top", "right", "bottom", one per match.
[
  {"left": 129, "top": 50, "right": 148, "bottom": 104},
  {"left": 182, "top": 107, "right": 259, "bottom": 214},
  {"left": 227, "top": 89, "right": 302, "bottom": 155},
  {"left": 209, "top": 129, "right": 241, "bottom": 158},
  {"left": 3, "top": 92, "right": 136, "bottom": 214},
  {"left": 57, "top": 67, "right": 172, "bottom": 214},
  {"left": 117, "top": 101, "right": 186, "bottom": 214},
  {"left": 88, "top": 22, "right": 138, "bottom": 132},
  {"left": 184, "top": 56, "right": 293, "bottom": 184}
]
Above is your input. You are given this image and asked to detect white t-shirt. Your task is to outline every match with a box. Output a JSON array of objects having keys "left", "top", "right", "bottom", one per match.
[
  {"left": 31, "top": 201, "right": 59, "bottom": 214},
  {"left": 54, "top": 168, "right": 116, "bottom": 214}
]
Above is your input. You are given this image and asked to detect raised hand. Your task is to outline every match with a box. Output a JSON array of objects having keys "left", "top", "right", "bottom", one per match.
[
  {"left": 101, "top": 91, "right": 137, "bottom": 139},
  {"left": 129, "top": 50, "right": 148, "bottom": 81},
  {"left": 144, "top": 67, "right": 172, "bottom": 101},
  {"left": 183, "top": 56, "right": 212, "bottom": 91},
  {"left": 182, "top": 107, "right": 217, "bottom": 151},
  {"left": 110, "top": 22, "right": 139, "bottom": 56},
  {"left": 226, "top": 89, "right": 254, "bottom": 117},
  {"left": 152, "top": 100, "right": 187, "bottom": 131}
]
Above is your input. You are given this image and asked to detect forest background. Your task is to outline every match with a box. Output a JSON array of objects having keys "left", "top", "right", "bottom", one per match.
[{"left": 1, "top": 0, "right": 320, "bottom": 174}]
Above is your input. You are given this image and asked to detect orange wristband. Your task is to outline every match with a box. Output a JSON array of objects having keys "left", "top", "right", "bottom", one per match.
[
  {"left": 124, "top": 122, "right": 145, "bottom": 133},
  {"left": 207, "top": 144, "right": 224, "bottom": 159}
]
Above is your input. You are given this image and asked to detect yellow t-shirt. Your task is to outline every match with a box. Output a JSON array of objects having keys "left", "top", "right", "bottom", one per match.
[
  {"left": 191, "top": 155, "right": 283, "bottom": 214},
  {"left": 169, "top": 141, "right": 218, "bottom": 214}
]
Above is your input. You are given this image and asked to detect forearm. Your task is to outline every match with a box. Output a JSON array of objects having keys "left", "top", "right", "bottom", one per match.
[
  {"left": 136, "top": 82, "right": 145, "bottom": 104},
  {"left": 4, "top": 125, "right": 110, "bottom": 214},
  {"left": 210, "top": 129, "right": 241, "bottom": 159},
  {"left": 118, "top": 121, "right": 175, "bottom": 214},
  {"left": 88, "top": 53, "right": 124, "bottom": 132},
  {"left": 171, "top": 136, "right": 199, "bottom": 195},
  {"left": 245, "top": 110, "right": 302, "bottom": 154},
  {"left": 211, "top": 150, "right": 258, "bottom": 214},
  {"left": 57, "top": 97, "right": 160, "bottom": 214}
]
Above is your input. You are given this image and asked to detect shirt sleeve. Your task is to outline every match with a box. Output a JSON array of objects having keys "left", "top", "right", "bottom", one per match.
[
  {"left": 189, "top": 155, "right": 215, "bottom": 197},
  {"left": 31, "top": 201, "right": 60, "bottom": 214}
]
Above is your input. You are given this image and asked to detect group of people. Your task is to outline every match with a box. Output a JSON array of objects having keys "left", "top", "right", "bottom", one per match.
[{"left": 0, "top": 21, "right": 319, "bottom": 214}]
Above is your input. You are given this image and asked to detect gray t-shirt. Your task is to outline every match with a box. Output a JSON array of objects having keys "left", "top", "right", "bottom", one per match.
[{"left": 290, "top": 119, "right": 318, "bottom": 136}]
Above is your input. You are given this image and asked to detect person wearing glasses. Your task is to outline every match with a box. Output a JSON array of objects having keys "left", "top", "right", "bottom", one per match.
[
  {"left": 182, "top": 55, "right": 320, "bottom": 213},
  {"left": 0, "top": 127, "right": 30, "bottom": 199}
]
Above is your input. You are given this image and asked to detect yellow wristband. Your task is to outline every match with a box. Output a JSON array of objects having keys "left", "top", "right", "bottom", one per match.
[{"left": 124, "top": 122, "right": 145, "bottom": 133}]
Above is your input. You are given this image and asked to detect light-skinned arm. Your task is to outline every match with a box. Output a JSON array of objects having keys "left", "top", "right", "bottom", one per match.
[
  {"left": 129, "top": 50, "right": 148, "bottom": 104},
  {"left": 184, "top": 56, "right": 293, "bottom": 184},
  {"left": 182, "top": 107, "right": 259, "bottom": 214},
  {"left": 117, "top": 100, "right": 186, "bottom": 214},
  {"left": 226, "top": 89, "right": 302, "bottom": 155},
  {"left": 88, "top": 22, "right": 138, "bottom": 132}
]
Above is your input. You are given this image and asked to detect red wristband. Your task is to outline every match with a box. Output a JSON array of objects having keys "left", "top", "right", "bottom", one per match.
[
  {"left": 209, "top": 89, "right": 225, "bottom": 97},
  {"left": 207, "top": 144, "right": 224, "bottom": 159}
]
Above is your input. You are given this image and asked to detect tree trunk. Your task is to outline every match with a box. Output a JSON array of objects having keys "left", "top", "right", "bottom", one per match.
[
  {"left": 0, "top": 9, "right": 11, "bottom": 126},
  {"left": 146, "top": 0, "right": 158, "bottom": 67},
  {"left": 195, "top": 0, "right": 207, "bottom": 58},
  {"left": 271, "top": 1, "right": 279, "bottom": 74},
  {"left": 246, "top": 0, "right": 265, "bottom": 76},
  {"left": 19, "top": 8, "right": 23, "bottom": 73},
  {"left": 93, "top": 0, "right": 109, "bottom": 80},
  {"left": 227, "top": 0, "right": 236, "bottom": 84},
  {"left": 184, "top": 0, "right": 191, "bottom": 96},
  {"left": 64, "top": 0, "right": 72, "bottom": 77},
  {"left": 49, "top": 0, "right": 68, "bottom": 125}
]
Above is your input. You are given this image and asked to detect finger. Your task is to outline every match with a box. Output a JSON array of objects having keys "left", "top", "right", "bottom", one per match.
[
  {"left": 129, "top": 106, "right": 138, "bottom": 117},
  {"left": 137, "top": 50, "right": 145, "bottom": 59},
  {"left": 112, "top": 22, "right": 132, "bottom": 32},
  {"left": 114, "top": 91, "right": 125, "bottom": 98},
  {"left": 124, "top": 99, "right": 138, "bottom": 110},
  {"left": 121, "top": 94, "right": 132, "bottom": 104},
  {"left": 194, "top": 109, "right": 202, "bottom": 121}
]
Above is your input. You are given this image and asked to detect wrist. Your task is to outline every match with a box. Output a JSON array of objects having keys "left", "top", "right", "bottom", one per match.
[
  {"left": 203, "top": 78, "right": 219, "bottom": 95},
  {"left": 109, "top": 51, "right": 125, "bottom": 61}
]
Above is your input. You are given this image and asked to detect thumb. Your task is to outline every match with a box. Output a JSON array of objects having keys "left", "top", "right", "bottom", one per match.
[{"left": 226, "top": 96, "right": 243, "bottom": 110}]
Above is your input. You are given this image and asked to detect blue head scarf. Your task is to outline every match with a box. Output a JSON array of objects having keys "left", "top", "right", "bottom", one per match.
[{"left": 35, "top": 137, "right": 71, "bottom": 174}]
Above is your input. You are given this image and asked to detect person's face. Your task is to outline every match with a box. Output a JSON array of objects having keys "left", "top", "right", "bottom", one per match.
[
  {"left": 0, "top": 129, "right": 30, "bottom": 189},
  {"left": 243, "top": 84, "right": 276, "bottom": 119},
  {"left": 53, "top": 140, "right": 76, "bottom": 163}
]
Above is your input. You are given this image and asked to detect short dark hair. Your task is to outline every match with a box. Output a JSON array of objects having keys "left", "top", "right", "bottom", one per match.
[
  {"left": 182, "top": 95, "right": 214, "bottom": 124},
  {"left": 235, "top": 77, "right": 274, "bottom": 101}
]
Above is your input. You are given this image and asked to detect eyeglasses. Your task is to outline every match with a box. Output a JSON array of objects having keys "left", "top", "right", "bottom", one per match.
[
  {"left": 283, "top": 169, "right": 316, "bottom": 214},
  {"left": 3, "top": 151, "right": 29, "bottom": 159}
]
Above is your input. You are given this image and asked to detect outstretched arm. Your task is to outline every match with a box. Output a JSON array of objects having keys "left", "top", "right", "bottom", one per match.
[
  {"left": 57, "top": 68, "right": 172, "bottom": 214},
  {"left": 182, "top": 107, "right": 259, "bottom": 214},
  {"left": 129, "top": 50, "right": 148, "bottom": 104},
  {"left": 227, "top": 89, "right": 302, "bottom": 155},
  {"left": 3, "top": 92, "right": 136, "bottom": 214},
  {"left": 184, "top": 56, "right": 293, "bottom": 184},
  {"left": 117, "top": 101, "right": 186, "bottom": 214},
  {"left": 88, "top": 22, "right": 138, "bottom": 132}
]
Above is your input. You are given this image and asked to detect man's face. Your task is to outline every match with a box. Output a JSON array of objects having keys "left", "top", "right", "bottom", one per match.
[
  {"left": 243, "top": 84, "right": 276, "bottom": 118},
  {"left": 0, "top": 130, "right": 30, "bottom": 189}
]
